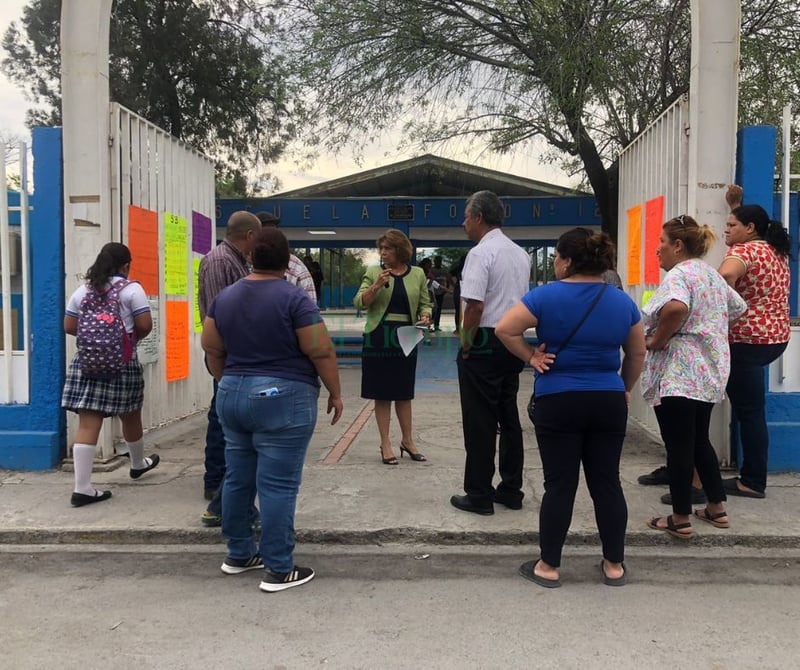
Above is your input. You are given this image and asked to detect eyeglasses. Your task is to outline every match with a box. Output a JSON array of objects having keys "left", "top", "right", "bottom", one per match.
[{"left": 676, "top": 215, "right": 686, "bottom": 226}]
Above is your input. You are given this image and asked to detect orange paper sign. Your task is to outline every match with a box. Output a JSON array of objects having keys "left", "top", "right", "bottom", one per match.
[
  {"left": 165, "top": 300, "right": 189, "bottom": 382},
  {"left": 644, "top": 196, "right": 665, "bottom": 284},
  {"left": 626, "top": 204, "right": 642, "bottom": 285},
  {"left": 127, "top": 205, "right": 159, "bottom": 295}
]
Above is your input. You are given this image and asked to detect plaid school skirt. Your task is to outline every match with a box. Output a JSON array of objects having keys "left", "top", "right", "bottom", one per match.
[{"left": 61, "top": 354, "right": 145, "bottom": 417}]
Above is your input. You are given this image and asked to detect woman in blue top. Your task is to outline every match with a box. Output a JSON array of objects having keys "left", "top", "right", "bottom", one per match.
[
  {"left": 202, "top": 227, "right": 344, "bottom": 593},
  {"left": 496, "top": 228, "right": 645, "bottom": 588}
]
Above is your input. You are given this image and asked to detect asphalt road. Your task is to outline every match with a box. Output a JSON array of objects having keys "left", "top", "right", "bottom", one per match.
[{"left": 3, "top": 546, "right": 800, "bottom": 669}]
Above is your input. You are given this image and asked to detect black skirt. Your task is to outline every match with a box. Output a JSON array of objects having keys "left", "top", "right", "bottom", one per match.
[{"left": 360, "top": 322, "right": 418, "bottom": 400}]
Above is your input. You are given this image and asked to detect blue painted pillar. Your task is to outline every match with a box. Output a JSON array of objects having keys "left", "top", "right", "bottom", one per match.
[
  {"left": 735, "top": 126, "right": 777, "bottom": 211},
  {"left": 734, "top": 125, "right": 800, "bottom": 474},
  {"left": 0, "top": 127, "right": 66, "bottom": 469}
]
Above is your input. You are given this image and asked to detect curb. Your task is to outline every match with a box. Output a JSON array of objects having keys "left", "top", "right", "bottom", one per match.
[{"left": 2, "top": 528, "right": 799, "bottom": 549}]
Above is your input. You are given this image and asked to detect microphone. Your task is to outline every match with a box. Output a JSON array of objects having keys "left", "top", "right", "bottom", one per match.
[{"left": 380, "top": 261, "right": 389, "bottom": 288}]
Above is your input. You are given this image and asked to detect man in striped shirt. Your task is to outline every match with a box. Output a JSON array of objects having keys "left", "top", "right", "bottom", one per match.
[{"left": 198, "top": 211, "right": 261, "bottom": 518}]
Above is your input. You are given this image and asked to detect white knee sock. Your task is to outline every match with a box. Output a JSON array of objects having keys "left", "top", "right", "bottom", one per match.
[
  {"left": 72, "top": 443, "right": 97, "bottom": 495},
  {"left": 127, "top": 438, "right": 148, "bottom": 470}
]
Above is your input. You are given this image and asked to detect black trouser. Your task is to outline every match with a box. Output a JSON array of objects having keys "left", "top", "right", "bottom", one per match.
[
  {"left": 457, "top": 329, "right": 525, "bottom": 506},
  {"left": 532, "top": 391, "right": 628, "bottom": 567},
  {"left": 726, "top": 342, "right": 787, "bottom": 493},
  {"left": 433, "top": 292, "right": 445, "bottom": 329},
  {"left": 654, "top": 397, "right": 726, "bottom": 515}
]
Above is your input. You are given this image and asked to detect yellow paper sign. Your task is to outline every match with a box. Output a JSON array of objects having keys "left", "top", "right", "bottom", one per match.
[
  {"left": 164, "top": 212, "right": 188, "bottom": 295},
  {"left": 193, "top": 258, "right": 203, "bottom": 333},
  {"left": 642, "top": 290, "right": 655, "bottom": 307}
]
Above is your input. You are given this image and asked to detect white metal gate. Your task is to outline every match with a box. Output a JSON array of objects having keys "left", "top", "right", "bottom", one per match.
[
  {"left": 617, "top": 95, "right": 690, "bottom": 438},
  {"left": 0, "top": 144, "right": 31, "bottom": 404},
  {"left": 108, "top": 104, "right": 216, "bottom": 445}
]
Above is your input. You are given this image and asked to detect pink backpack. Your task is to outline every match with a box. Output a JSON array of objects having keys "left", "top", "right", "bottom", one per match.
[{"left": 76, "top": 280, "right": 136, "bottom": 379}]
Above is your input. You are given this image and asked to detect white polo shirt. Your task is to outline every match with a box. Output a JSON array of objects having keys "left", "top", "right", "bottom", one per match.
[{"left": 460, "top": 228, "right": 531, "bottom": 327}]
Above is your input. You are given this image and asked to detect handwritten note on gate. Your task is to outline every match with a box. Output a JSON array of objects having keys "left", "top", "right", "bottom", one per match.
[
  {"left": 164, "top": 212, "right": 188, "bottom": 295},
  {"left": 165, "top": 300, "right": 189, "bottom": 381},
  {"left": 644, "top": 196, "right": 664, "bottom": 284},
  {"left": 626, "top": 204, "right": 642, "bottom": 285},
  {"left": 127, "top": 206, "right": 159, "bottom": 296}
]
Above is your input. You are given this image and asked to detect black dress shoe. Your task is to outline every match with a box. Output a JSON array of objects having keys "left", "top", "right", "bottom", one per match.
[
  {"left": 70, "top": 490, "right": 112, "bottom": 507},
  {"left": 638, "top": 465, "right": 670, "bottom": 486},
  {"left": 450, "top": 495, "right": 494, "bottom": 515},
  {"left": 493, "top": 494, "right": 523, "bottom": 510},
  {"left": 660, "top": 486, "right": 707, "bottom": 505},
  {"left": 130, "top": 453, "right": 160, "bottom": 479}
]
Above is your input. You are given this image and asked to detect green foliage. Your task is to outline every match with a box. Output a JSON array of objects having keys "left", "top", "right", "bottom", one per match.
[
  {"left": 285, "top": 0, "right": 800, "bottom": 239},
  {"left": 2, "top": 0, "right": 295, "bottom": 177}
]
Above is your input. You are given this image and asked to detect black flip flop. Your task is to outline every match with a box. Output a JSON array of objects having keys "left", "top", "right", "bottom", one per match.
[
  {"left": 518, "top": 559, "right": 561, "bottom": 588},
  {"left": 722, "top": 478, "right": 765, "bottom": 499},
  {"left": 600, "top": 560, "right": 627, "bottom": 586}
]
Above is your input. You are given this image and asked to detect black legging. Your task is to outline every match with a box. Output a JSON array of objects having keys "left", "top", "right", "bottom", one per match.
[
  {"left": 653, "top": 396, "right": 726, "bottom": 514},
  {"left": 532, "top": 391, "right": 628, "bottom": 567}
]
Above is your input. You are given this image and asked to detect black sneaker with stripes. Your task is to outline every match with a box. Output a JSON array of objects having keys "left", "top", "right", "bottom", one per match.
[
  {"left": 220, "top": 554, "right": 264, "bottom": 575},
  {"left": 259, "top": 566, "right": 315, "bottom": 592}
]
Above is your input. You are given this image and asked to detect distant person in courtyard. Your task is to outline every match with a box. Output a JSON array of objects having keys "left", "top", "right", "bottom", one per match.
[
  {"left": 256, "top": 212, "right": 317, "bottom": 302},
  {"left": 450, "top": 253, "right": 467, "bottom": 333},
  {"left": 62, "top": 242, "right": 159, "bottom": 507},
  {"left": 643, "top": 216, "right": 745, "bottom": 541},
  {"left": 431, "top": 255, "right": 451, "bottom": 331},
  {"left": 354, "top": 229, "right": 432, "bottom": 465},
  {"left": 198, "top": 211, "right": 262, "bottom": 523},
  {"left": 450, "top": 190, "right": 531, "bottom": 516},
  {"left": 496, "top": 228, "right": 645, "bottom": 587},
  {"left": 202, "top": 226, "right": 343, "bottom": 591},
  {"left": 303, "top": 254, "right": 325, "bottom": 307}
]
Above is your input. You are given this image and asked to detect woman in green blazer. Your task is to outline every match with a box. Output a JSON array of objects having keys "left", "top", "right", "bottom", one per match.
[{"left": 354, "top": 229, "right": 433, "bottom": 464}]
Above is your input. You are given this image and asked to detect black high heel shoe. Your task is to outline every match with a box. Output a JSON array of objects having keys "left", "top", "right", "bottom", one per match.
[
  {"left": 380, "top": 446, "right": 398, "bottom": 465},
  {"left": 399, "top": 442, "right": 427, "bottom": 462}
]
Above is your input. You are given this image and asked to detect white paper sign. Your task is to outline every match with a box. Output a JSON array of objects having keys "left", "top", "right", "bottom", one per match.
[{"left": 136, "top": 299, "right": 160, "bottom": 365}]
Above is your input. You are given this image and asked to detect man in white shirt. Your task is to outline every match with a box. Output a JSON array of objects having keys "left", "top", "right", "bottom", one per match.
[{"left": 451, "top": 190, "right": 532, "bottom": 515}]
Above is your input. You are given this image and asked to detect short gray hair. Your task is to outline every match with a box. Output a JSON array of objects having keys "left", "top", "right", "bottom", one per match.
[{"left": 466, "top": 190, "right": 504, "bottom": 228}]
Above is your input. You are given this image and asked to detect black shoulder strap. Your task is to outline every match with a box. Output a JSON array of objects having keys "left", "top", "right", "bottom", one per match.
[{"left": 553, "top": 283, "right": 609, "bottom": 355}]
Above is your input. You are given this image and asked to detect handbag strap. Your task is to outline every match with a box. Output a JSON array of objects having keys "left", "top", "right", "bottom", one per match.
[{"left": 553, "top": 283, "right": 609, "bottom": 355}]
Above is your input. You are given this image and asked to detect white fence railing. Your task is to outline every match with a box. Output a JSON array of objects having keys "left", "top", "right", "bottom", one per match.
[
  {"left": 0, "top": 144, "right": 31, "bottom": 404},
  {"left": 617, "top": 95, "right": 690, "bottom": 438}
]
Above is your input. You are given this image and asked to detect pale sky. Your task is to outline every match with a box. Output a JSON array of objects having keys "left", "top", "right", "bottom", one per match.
[{"left": 0, "top": 0, "right": 574, "bottom": 193}]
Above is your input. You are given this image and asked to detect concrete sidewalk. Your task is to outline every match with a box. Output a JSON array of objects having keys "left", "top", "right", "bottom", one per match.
[{"left": 1, "top": 320, "right": 799, "bottom": 549}]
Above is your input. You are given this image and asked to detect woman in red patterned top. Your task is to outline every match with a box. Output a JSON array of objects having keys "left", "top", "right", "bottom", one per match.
[{"left": 718, "top": 185, "right": 791, "bottom": 498}]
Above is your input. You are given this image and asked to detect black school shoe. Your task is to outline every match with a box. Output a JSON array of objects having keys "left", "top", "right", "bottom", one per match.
[
  {"left": 493, "top": 493, "right": 523, "bottom": 510},
  {"left": 70, "top": 490, "right": 112, "bottom": 507},
  {"left": 130, "top": 454, "right": 160, "bottom": 479}
]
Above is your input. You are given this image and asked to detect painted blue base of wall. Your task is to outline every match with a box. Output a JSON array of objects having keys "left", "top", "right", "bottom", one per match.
[
  {"left": 766, "top": 393, "right": 800, "bottom": 473},
  {"left": 0, "top": 127, "right": 66, "bottom": 471},
  {"left": 0, "top": 430, "right": 61, "bottom": 470}
]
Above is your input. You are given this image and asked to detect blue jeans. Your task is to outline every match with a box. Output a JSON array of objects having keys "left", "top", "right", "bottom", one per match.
[
  {"left": 216, "top": 375, "right": 318, "bottom": 573},
  {"left": 726, "top": 342, "right": 787, "bottom": 493},
  {"left": 204, "top": 380, "right": 226, "bottom": 491}
]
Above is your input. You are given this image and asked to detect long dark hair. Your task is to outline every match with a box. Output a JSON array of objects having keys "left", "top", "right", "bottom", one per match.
[
  {"left": 85, "top": 243, "right": 132, "bottom": 291},
  {"left": 730, "top": 205, "right": 791, "bottom": 257}
]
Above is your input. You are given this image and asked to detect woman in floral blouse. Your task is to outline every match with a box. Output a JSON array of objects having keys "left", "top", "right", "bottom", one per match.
[
  {"left": 718, "top": 186, "right": 792, "bottom": 499},
  {"left": 643, "top": 216, "right": 746, "bottom": 540}
]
